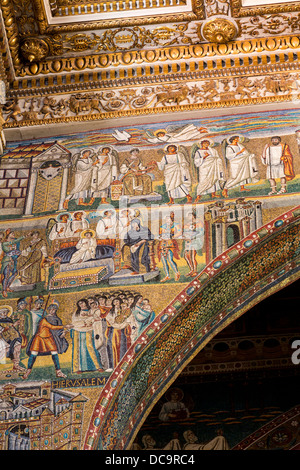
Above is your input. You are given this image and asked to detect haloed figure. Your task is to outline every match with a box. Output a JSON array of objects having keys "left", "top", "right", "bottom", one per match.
[
  {"left": 91, "top": 146, "right": 118, "bottom": 204},
  {"left": 261, "top": 135, "right": 295, "bottom": 195},
  {"left": 193, "top": 139, "right": 225, "bottom": 202},
  {"left": 156, "top": 144, "right": 192, "bottom": 204}
]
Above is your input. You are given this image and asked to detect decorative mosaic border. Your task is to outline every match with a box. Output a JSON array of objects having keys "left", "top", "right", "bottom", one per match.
[
  {"left": 233, "top": 405, "right": 300, "bottom": 450},
  {"left": 82, "top": 205, "right": 300, "bottom": 450},
  {"left": 117, "top": 257, "right": 300, "bottom": 450}
]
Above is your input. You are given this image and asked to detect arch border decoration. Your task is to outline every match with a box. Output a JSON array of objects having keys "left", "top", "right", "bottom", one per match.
[{"left": 83, "top": 205, "right": 300, "bottom": 450}]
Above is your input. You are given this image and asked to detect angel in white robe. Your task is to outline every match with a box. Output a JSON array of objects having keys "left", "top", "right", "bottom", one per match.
[
  {"left": 112, "top": 129, "right": 131, "bottom": 142},
  {"left": 48, "top": 213, "right": 72, "bottom": 241},
  {"left": 96, "top": 210, "right": 117, "bottom": 240},
  {"left": 118, "top": 209, "right": 134, "bottom": 242},
  {"left": 0, "top": 333, "right": 9, "bottom": 363},
  {"left": 145, "top": 124, "right": 208, "bottom": 144},
  {"left": 222, "top": 135, "right": 259, "bottom": 197},
  {"left": 68, "top": 211, "right": 89, "bottom": 238},
  {"left": 156, "top": 144, "right": 192, "bottom": 204},
  {"left": 69, "top": 230, "right": 97, "bottom": 264}
]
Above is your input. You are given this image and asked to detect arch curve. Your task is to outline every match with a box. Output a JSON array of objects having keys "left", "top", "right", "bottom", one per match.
[{"left": 84, "top": 206, "right": 300, "bottom": 450}]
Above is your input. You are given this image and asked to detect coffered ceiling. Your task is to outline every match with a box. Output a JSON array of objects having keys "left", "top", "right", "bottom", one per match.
[{"left": 1, "top": 0, "right": 300, "bottom": 137}]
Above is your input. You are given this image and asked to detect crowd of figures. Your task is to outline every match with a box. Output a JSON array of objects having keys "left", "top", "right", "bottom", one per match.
[
  {"left": 61, "top": 134, "right": 296, "bottom": 209},
  {"left": 70, "top": 290, "right": 155, "bottom": 374},
  {"left": 0, "top": 133, "right": 295, "bottom": 297},
  {"left": 0, "top": 204, "right": 205, "bottom": 299},
  {"left": 0, "top": 290, "right": 156, "bottom": 379},
  {"left": 48, "top": 208, "right": 204, "bottom": 280}
]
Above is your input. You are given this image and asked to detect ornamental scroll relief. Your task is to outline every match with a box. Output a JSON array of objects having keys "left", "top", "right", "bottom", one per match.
[
  {"left": 39, "top": 14, "right": 300, "bottom": 58},
  {"left": 3, "top": 72, "right": 300, "bottom": 125}
]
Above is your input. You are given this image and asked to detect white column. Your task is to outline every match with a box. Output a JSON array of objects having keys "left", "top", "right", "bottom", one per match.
[
  {"left": 25, "top": 168, "right": 38, "bottom": 215},
  {"left": 58, "top": 164, "right": 70, "bottom": 210}
]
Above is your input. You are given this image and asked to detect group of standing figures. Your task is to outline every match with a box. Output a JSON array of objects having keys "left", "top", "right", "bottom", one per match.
[
  {"left": 62, "top": 135, "right": 295, "bottom": 209},
  {"left": 193, "top": 135, "right": 294, "bottom": 201},
  {"left": 0, "top": 290, "right": 155, "bottom": 379},
  {"left": 71, "top": 290, "right": 155, "bottom": 373}
]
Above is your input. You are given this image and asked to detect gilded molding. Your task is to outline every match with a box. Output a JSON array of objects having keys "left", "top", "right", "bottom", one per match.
[
  {"left": 3, "top": 70, "right": 300, "bottom": 127},
  {"left": 39, "top": 13, "right": 199, "bottom": 34},
  {"left": 2, "top": 0, "right": 300, "bottom": 82},
  {"left": 15, "top": 35, "right": 300, "bottom": 79},
  {"left": 0, "top": 0, "right": 21, "bottom": 71},
  {"left": 31, "top": 0, "right": 204, "bottom": 34},
  {"left": 230, "top": 0, "right": 300, "bottom": 18},
  {"left": 52, "top": 0, "right": 189, "bottom": 17},
  {"left": 49, "top": 24, "right": 199, "bottom": 56},
  {"left": 7, "top": 59, "right": 300, "bottom": 100}
]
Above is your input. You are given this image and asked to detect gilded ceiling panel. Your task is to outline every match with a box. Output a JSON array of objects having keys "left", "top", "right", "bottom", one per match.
[{"left": 1, "top": 0, "right": 300, "bottom": 130}]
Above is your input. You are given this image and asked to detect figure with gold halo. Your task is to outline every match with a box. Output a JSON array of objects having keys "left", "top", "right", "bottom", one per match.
[
  {"left": 156, "top": 144, "right": 192, "bottom": 204},
  {"left": 261, "top": 135, "right": 295, "bottom": 195},
  {"left": 63, "top": 148, "right": 95, "bottom": 208},
  {"left": 145, "top": 124, "right": 208, "bottom": 144},
  {"left": 69, "top": 229, "right": 97, "bottom": 264},
  {"left": 48, "top": 213, "right": 72, "bottom": 241},
  {"left": 192, "top": 139, "right": 225, "bottom": 202},
  {"left": 119, "top": 148, "right": 154, "bottom": 197},
  {"left": 221, "top": 135, "right": 259, "bottom": 197},
  {"left": 68, "top": 211, "right": 89, "bottom": 238},
  {"left": 91, "top": 145, "right": 118, "bottom": 204}
]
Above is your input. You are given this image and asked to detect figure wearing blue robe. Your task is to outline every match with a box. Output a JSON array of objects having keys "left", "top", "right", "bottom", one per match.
[
  {"left": 123, "top": 219, "right": 153, "bottom": 273},
  {"left": 1, "top": 235, "right": 24, "bottom": 297}
]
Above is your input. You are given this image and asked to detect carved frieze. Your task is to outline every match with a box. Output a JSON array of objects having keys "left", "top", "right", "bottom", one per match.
[
  {"left": 2, "top": 0, "right": 300, "bottom": 127},
  {"left": 3, "top": 71, "right": 300, "bottom": 127}
]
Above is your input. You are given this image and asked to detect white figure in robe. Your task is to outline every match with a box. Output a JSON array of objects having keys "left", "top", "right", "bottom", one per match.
[
  {"left": 96, "top": 210, "right": 117, "bottom": 240},
  {"left": 192, "top": 139, "right": 226, "bottom": 201},
  {"left": 63, "top": 148, "right": 95, "bottom": 208},
  {"left": 68, "top": 211, "right": 89, "bottom": 238},
  {"left": 156, "top": 144, "right": 193, "bottom": 204},
  {"left": 91, "top": 146, "right": 118, "bottom": 204},
  {"left": 69, "top": 229, "right": 97, "bottom": 264},
  {"left": 48, "top": 213, "right": 72, "bottom": 241},
  {"left": 222, "top": 135, "right": 259, "bottom": 197},
  {"left": 145, "top": 124, "right": 208, "bottom": 144},
  {"left": 183, "top": 429, "right": 230, "bottom": 450}
]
